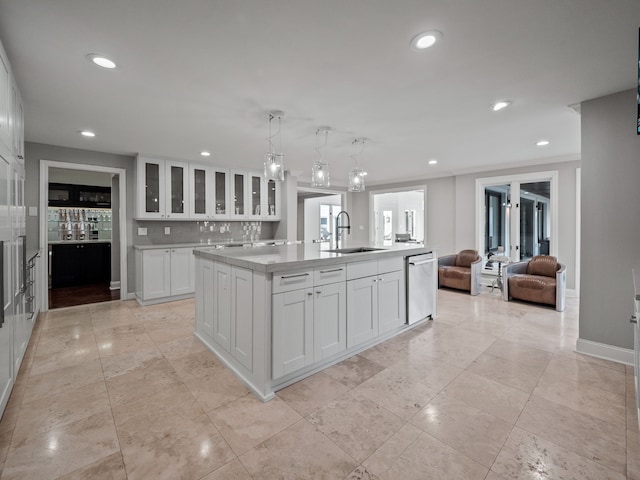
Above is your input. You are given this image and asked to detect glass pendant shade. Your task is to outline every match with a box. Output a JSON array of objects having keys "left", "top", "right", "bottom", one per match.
[
  {"left": 264, "top": 152, "right": 284, "bottom": 182},
  {"left": 311, "top": 161, "right": 330, "bottom": 187},
  {"left": 263, "top": 112, "right": 285, "bottom": 182},
  {"left": 348, "top": 168, "right": 366, "bottom": 192}
]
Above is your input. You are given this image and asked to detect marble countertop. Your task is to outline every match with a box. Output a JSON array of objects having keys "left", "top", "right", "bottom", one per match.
[
  {"left": 133, "top": 239, "right": 288, "bottom": 250},
  {"left": 193, "top": 242, "right": 436, "bottom": 273}
]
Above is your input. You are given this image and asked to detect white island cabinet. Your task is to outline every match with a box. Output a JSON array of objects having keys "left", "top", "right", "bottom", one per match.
[
  {"left": 193, "top": 243, "right": 436, "bottom": 401},
  {"left": 135, "top": 246, "right": 195, "bottom": 304}
]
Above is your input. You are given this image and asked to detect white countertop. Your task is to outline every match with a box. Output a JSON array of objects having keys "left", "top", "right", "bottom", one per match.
[
  {"left": 133, "top": 239, "right": 288, "bottom": 251},
  {"left": 193, "top": 242, "right": 435, "bottom": 273}
]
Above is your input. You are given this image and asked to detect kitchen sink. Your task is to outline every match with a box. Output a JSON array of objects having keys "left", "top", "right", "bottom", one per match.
[{"left": 326, "top": 247, "right": 386, "bottom": 254}]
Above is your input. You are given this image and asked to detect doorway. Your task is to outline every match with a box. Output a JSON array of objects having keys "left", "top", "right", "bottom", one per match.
[
  {"left": 297, "top": 187, "right": 346, "bottom": 243},
  {"left": 476, "top": 171, "right": 558, "bottom": 271},
  {"left": 370, "top": 187, "right": 426, "bottom": 246},
  {"left": 39, "top": 161, "right": 127, "bottom": 311}
]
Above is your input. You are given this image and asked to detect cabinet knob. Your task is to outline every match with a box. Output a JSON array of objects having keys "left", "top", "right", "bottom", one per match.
[
  {"left": 307, "top": 292, "right": 313, "bottom": 296},
  {"left": 372, "top": 279, "right": 377, "bottom": 283},
  {"left": 631, "top": 315, "right": 638, "bottom": 325},
  {"left": 379, "top": 277, "right": 383, "bottom": 282},
  {"left": 316, "top": 290, "right": 321, "bottom": 294}
]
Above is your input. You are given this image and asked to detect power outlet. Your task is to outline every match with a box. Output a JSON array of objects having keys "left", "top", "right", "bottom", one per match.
[
  {"left": 164, "top": 226, "right": 171, "bottom": 235},
  {"left": 137, "top": 227, "right": 148, "bottom": 236}
]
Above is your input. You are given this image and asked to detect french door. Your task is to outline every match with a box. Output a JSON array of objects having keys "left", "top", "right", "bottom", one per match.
[{"left": 476, "top": 171, "right": 558, "bottom": 270}]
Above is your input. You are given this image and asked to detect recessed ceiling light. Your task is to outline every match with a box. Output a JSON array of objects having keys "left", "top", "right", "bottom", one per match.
[
  {"left": 200, "top": 151, "right": 211, "bottom": 157},
  {"left": 428, "top": 159, "right": 438, "bottom": 165},
  {"left": 410, "top": 31, "right": 442, "bottom": 51},
  {"left": 536, "top": 140, "right": 550, "bottom": 146},
  {"left": 87, "top": 54, "right": 116, "bottom": 69},
  {"left": 491, "top": 101, "right": 511, "bottom": 112},
  {"left": 80, "top": 130, "right": 95, "bottom": 137}
]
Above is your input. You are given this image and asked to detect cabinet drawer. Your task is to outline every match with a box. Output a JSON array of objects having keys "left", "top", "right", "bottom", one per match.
[
  {"left": 378, "top": 256, "right": 404, "bottom": 274},
  {"left": 346, "top": 260, "right": 377, "bottom": 281},
  {"left": 272, "top": 270, "right": 313, "bottom": 294},
  {"left": 314, "top": 264, "right": 346, "bottom": 286}
]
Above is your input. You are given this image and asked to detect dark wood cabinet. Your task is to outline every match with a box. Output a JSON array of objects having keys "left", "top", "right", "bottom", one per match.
[
  {"left": 48, "top": 183, "right": 111, "bottom": 207},
  {"left": 51, "top": 243, "right": 110, "bottom": 288}
]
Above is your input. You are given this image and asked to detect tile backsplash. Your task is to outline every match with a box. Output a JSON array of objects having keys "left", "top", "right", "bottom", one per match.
[{"left": 133, "top": 220, "right": 277, "bottom": 245}]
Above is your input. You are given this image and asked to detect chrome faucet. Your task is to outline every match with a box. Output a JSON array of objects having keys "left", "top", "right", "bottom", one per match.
[{"left": 335, "top": 211, "right": 351, "bottom": 249}]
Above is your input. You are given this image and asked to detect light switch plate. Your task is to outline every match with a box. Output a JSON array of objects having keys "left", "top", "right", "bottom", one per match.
[
  {"left": 164, "top": 226, "right": 171, "bottom": 235},
  {"left": 28, "top": 207, "right": 38, "bottom": 217},
  {"left": 137, "top": 227, "right": 148, "bottom": 236}
]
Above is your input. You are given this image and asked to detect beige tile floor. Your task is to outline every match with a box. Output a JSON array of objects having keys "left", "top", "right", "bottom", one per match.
[{"left": 0, "top": 289, "right": 637, "bottom": 479}]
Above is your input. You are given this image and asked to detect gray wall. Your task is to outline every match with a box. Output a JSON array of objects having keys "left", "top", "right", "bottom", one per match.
[
  {"left": 348, "top": 161, "right": 580, "bottom": 289},
  {"left": 580, "top": 89, "right": 640, "bottom": 350}
]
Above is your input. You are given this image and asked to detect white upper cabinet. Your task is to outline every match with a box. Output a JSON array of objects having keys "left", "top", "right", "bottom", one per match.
[
  {"left": 188, "top": 164, "right": 210, "bottom": 219},
  {"left": 212, "top": 168, "right": 230, "bottom": 220},
  {"left": 262, "top": 178, "right": 281, "bottom": 221},
  {"left": 230, "top": 170, "right": 247, "bottom": 220},
  {"left": 136, "top": 157, "right": 281, "bottom": 221},
  {"left": 165, "top": 160, "right": 189, "bottom": 219}
]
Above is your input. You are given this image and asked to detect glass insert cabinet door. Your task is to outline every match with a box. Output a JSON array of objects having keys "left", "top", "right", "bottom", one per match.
[
  {"left": 265, "top": 179, "right": 278, "bottom": 218},
  {"left": 232, "top": 171, "right": 245, "bottom": 217},
  {"left": 144, "top": 162, "right": 161, "bottom": 214},
  {"left": 169, "top": 165, "right": 185, "bottom": 214},
  {"left": 250, "top": 174, "right": 261, "bottom": 217},
  {"left": 192, "top": 167, "right": 207, "bottom": 216},
  {"left": 214, "top": 170, "right": 228, "bottom": 216}
]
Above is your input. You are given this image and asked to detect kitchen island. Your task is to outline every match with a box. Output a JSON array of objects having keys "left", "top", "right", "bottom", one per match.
[{"left": 193, "top": 242, "right": 437, "bottom": 400}]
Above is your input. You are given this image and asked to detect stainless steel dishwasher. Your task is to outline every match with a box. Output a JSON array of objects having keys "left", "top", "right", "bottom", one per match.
[{"left": 406, "top": 252, "right": 437, "bottom": 324}]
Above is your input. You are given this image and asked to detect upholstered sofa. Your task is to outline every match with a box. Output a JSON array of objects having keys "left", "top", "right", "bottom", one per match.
[
  {"left": 503, "top": 255, "right": 566, "bottom": 311},
  {"left": 438, "top": 249, "right": 482, "bottom": 296}
]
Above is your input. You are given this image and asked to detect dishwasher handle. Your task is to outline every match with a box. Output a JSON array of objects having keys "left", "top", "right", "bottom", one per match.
[{"left": 409, "top": 259, "right": 435, "bottom": 266}]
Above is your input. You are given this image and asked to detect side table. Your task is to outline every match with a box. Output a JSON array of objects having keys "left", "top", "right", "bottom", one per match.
[{"left": 490, "top": 255, "right": 510, "bottom": 293}]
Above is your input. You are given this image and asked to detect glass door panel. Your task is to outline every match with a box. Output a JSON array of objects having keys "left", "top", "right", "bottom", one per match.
[
  {"left": 483, "top": 184, "right": 510, "bottom": 265},
  {"left": 232, "top": 172, "right": 245, "bottom": 217},
  {"left": 145, "top": 163, "right": 160, "bottom": 214},
  {"left": 214, "top": 170, "right": 228, "bottom": 216},
  {"left": 169, "top": 165, "right": 184, "bottom": 214},
  {"left": 250, "top": 175, "right": 261, "bottom": 217},
  {"left": 266, "top": 180, "right": 277, "bottom": 218},
  {"left": 520, "top": 181, "right": 551, "bottom": 260},
  {"left": 193, "top": 168, "right": 206, "bottom": 215}
]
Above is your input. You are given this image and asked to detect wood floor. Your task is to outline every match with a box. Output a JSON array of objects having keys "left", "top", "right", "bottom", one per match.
[{"left": 48, "top": 283, "right": 120, "bottom": 309}]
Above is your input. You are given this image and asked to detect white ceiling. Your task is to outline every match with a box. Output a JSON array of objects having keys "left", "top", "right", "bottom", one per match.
[{"left": 0, "top": 0, "right": 638, "bottom": 185}]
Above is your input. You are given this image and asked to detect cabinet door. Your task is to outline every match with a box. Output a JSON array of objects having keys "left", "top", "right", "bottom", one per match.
[
  {"left": 189, "top": 164, "right": 210, "bottom": 219},
  {"left": 213, "top": 262, "right": 231, "bottom": 352},
  {"left": 170, "top": 248, "right": 194, "bottom": 296},
  {"left": 195, "top": 259, "right": 212, "bottom": 339},
  {"left": 0, "top": 50, "right": 9, "bottom": 151},
  {"left": 230, "top": 170, "right": 247, "bottom": 220},
  {"left": 165, "top": 161, "right": 189, "bottom": 219},
  {"left": 262, "top": 178, "right": 280, "bottom": 220},
  {"left": 136, "top": 157, "right": 166, "bottom": 218},
  {"left": 211, "top": 168, "right": 230, "bottom": 219},
  {"left": 273, "top": 288, "right": 313, "bottom": 379},
  {"left": 231, "top": 266, "right": 253, "bottom": 370},
  {"left": 247, "top": 172, "right": 262, "bottom": 219},
  {"left": 0, "top": 154, "right": 12, "bottom": 415},
  {"left": 142, "top": 249, "right": 171, "bottom": 299},
  {"left": 313, "top": 282, "right": 346, "bottom": 360},
  {"left": 378, "top": 270, "right": 406, "bottom": 334},
  {"left": 346, "top": 276, "right": 378, "bottom": 348}
]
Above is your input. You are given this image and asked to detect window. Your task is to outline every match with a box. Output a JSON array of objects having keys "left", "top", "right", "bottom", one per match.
[{"left": 370, "top": 187, "right": 426, "bottom": 245}]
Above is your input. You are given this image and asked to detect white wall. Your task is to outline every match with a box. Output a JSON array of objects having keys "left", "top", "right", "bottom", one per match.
[
  {"left": 49, "top": 168, "right": 112, "bottom": 186},
  {"left": 303, "top": 194, "right": 341, "bottom": 242}
]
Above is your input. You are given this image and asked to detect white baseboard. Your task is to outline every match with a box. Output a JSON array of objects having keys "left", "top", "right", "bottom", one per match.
[
  {"left": 575, "top": 338, "right": 633, "bottom": 366},
  {"left": 126, "top": 292, "right": 136, "bottom": 301},
  {"left": 109, "top": 281, "right": 121, "bottom": 291},
  {"left": 565, "top": 288, "right": 577, "bottom": 298}
]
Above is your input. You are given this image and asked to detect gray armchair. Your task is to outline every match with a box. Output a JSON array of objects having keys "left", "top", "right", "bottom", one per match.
[
  {"left": 503, "top": 255, "right": 566, "bottom": 312},
  {"left": 438, "top": 249, "right": 482, "bottom": 296}
]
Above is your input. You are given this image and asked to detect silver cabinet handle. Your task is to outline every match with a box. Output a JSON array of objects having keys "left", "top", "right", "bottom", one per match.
[
  {"left": 320, "top": 268, "right": 343, "bottom": 274},
  {"left": 631, "top": 315, "right": 638, "bottom": 324},
  {"left": 281, "top": 273, "right": 310, "bottom": 279}
]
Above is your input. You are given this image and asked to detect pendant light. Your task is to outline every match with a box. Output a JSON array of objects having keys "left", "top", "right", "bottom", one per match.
[
  {"left": 348, "top": 138, "right": 367, "bottom": 192},
  {"left": 311, "top": 127, "right": 331, "bottom": 187},
  {"left": 264, "top": 111, "right": 285, "bottom": 182}
]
